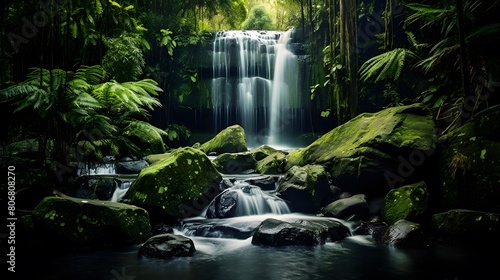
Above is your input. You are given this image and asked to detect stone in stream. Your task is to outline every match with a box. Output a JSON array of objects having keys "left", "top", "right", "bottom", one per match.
[
  {"left": 138, "top": 234, "right": 195, "bottom": 259},
  {"left": 251, "top": 218, "right": 350, "bottom": 246},
  {"left": 321, "top": 194, "right": 371, "bottom": 220},
  {"left": 200, "top": 124, "right": 248, "bottom": 155},
  {"left": 381, "top": 181, "right": 429, "bottom": 225},
  {"left": 374, "top": 219, "right": 425, "bottom": 248}
]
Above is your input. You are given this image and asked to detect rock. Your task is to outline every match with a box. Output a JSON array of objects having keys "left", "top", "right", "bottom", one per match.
[
  {"left": 145, "top": 153, "right": 171, "bottom": 165},
  {"left": 242, "top": 175, "right": 277, "bottom": 191},
  {"left": 381, "top": 181, "right": 429, "bottom": 225},
  {"left": 115, "top": 160, "right": 149, "bottom": 174},
  {"left": 277, "top": 165, "right": 332, "bottom": 212},
  {"left": 126, "top": 147, "right": 222, "bottom": 219},
  {"left": 286, "top": 104, "right": 436, "bottom": 195},
  {"left": 201, "top": 125, "right": 248, "bottom": 155},
  {"left": 255, "top": 152, "right": 287, "bottom": 174},
  {"left": 212, "top": 152, "right": 257, "bottom": 174},
  {"left": 321, "top": 194, "right": 371, "bottom": 220},
  {"left": 138, "top": 234, "right": 195, "bottom": 259},
  {"left": 251, "top": 218, "right": 350, "bottom": 246},
  {"left": 152, "top": 223, "right": 174, "bottom": 235},
  {"left": 31, "top": 196, "right": 151, "bottom": 250},
  {"left": 182, "top": 223, "right": 257, "bottom": 239},
  {"left": 430, "top": 209, "right": 500, "bottom": 244},
  {"left": 437, "top": 105, "right": 500, "bottom": 213},
  {"left": 206, "top": 189, "right": 239, "bottom": 218},
  {"left": 375, "top": 219, "right": 425, "bottom": 248},
  {"left": 250, "top": 145, "right": 285, "bottom": 161},
  {"left": 123, "top": 125, "right": 167, "bottom": 155}
]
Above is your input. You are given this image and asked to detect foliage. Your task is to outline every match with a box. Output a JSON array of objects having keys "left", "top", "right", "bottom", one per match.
[
  {"left": 102, "top": 34, "right": 148, "bottom": 82},
  {"left": 241, "top": 5, "right": 275, "bottom": 30},
  {"left": 164, "top": 124, "right": 192, "bottom": 147},
  {"left": 0, "top": 66, "right": 110, "bottom": 163}
]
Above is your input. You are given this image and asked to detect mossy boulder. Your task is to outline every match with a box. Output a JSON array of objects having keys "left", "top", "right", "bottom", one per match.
[
  {"left": 286, "top": 104, "right": 436, "bottom": 195},
  {"left": 138, "top": 234, "right": 195, "bottom": 259},
  {"left": 250, "top": 145, "right": 285, "bottom": 161},
  {"left": 201, "top": 125, "right": 247, "bottom": 155},
  {"left": 212, "top": 152, "right": 257, "bottom": 174},
  {"left": 126, "top": 147, "right": 222, "bottom": 219},
  {"left": 31, "top": 196, "right": 151, "bottom": 250},
  {"left": 381, "top": 181, "right": 429, "bottom": 225},
  {"left": 438, "top": 105, "right": 500, "bottom": 213},
  {"left": 430, "top": 209, "right": 500, "bottom": 243},
  {"left": 277, "top": 164, "right": 332, "bottom": 212}
]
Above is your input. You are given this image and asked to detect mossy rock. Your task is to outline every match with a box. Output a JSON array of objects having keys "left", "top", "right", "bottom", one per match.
[
  {"left": 321, "top": 194, "right": 371, "bottom": 220},
  {"left": 277, "top": 164, "right": 331, "bottom": 212},
  {"left": 145, "top": 152, "right": 171, "bottom": 165},
  {"left": 255, "top": 152, "right": 287, "bottom": 174},
  {"left": 200, "top": 125, "right": 247, "bottom": 155},
  {"left": 381, "top": 181, "right": 429, "bottom": 225},
  {"left": 250, "top": 145, "right": 286, "bottom": 161},
  {"left": 286, "top": 104, "right": 436, "bottom": 195},
  {"left": 31, "top": 196, "right": 151, "bottom": 250},
  {"left": 126, "top": 147, "right": 222, "bottom": 218},
  {"left": 430, "top": 209, "right": 500, "bottom": 243},
  {"left": 438, "top": 105, "right": 500, "bottom": 213}
]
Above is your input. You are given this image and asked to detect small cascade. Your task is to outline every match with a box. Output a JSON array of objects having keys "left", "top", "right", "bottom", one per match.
[
  {"left": 231, "top": 181, "right": 290, "bottom": 216},
  {"left": 109, "top": 180, "right": 132, "bottom": 202},
  {"left": 206, "top": 181, "right": 290, "bottom": 218}
]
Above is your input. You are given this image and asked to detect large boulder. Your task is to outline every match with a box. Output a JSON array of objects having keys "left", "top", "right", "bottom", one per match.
[
  {"left": 321, "top": 194, "right": 371, "bottom": 220},
  {"left": 31, "top": 196, "right": 151, "bottom": 250},
  {"left": 125, "top": 147, "right": 222, "bottom": 219},
  {"left": 255, "top": 152, "right": 287, "bottom": 174},
  {"left": 430, "top": 209, "right": 500, "bottom": 244},
  {"left": 381, "top": 181, "right": 429, "bottom": 225},
  {"left": 251, "top": 218, "right": 350, "bottom": 246},
  {"left": 277, "top": 165, "right": 332, "bottom": 212},
  {"left": 286, "top": 104, "right": 436, "bottom": 196},
  {"left": 201, "top": 125, "right": 248, "bottom": 155},
  {"left": 437, "top": 105, "right": 500, "bottom": 213},
  {"left": 138, "top": 234, "right": 195, "bottom": 259}
]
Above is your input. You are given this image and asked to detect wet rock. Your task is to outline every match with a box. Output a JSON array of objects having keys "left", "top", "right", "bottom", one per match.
[
  {"left": 242, "top": 175, "right": 278, "bottom": 191},
  {"left": 375, "top": 219, "right": 425, "bottom": 248},
  {"left": 206, "top": 189, "right": 239, "bottom": 218},
  {"left": 321, "top": 194, "right": 371, "bottom": 220},
  {"left": 381, "top": 181, "right": 429, "bottom": 225},
  {"left": 31, "top": 196, "right": 151, "bottom": 250},
  {"left": 138, "top": 234, "right": 195, "bottom": 259},
  {"left": 250, "top": 145, "right": 285, "bottom": 161},
  {"left": 251, "top": 218, "right": 350, "bottom": 246},
  {"left": 152, "top": 223, "right": 174, "bottom": 235},
  {"left": 115, "top": 160, "right": 149, "bottom": 174}
]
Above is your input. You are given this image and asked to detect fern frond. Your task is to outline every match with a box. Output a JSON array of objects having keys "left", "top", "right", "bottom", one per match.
[{"left": 359, "top": 48, "right": 419, "bottom": 83}]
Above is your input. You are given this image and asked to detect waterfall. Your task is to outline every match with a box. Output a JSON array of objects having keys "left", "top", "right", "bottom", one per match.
[
  {"left": 268, "top": 30, "right": 300, "bottom": 146},
  {"left": 211, "top": 29, "right": 303, "bottom": 148}
]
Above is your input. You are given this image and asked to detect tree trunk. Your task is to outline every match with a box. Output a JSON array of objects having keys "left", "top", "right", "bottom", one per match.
[{"left": 455, "top": 0, "right": 470, "bottom": 97}]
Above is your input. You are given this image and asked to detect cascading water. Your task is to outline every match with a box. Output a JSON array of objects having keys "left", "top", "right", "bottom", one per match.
[{"left": 211, "top": 29, "right": 303, "bottom": 148}]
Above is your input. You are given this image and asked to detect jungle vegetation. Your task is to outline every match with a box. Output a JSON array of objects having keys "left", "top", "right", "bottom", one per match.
[{"left": 1, "top": 0, "right": 499, "bottom": 177}]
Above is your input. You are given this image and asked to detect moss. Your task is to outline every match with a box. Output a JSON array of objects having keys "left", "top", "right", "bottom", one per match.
[
  {"left": 381, "top": 181, "right": 429, "bottom": 225},
  {"left": 127, "top": 147, "right": 222, "bottom": 216},
  {"left": 255, "top": 152, "right": 287, "bottom": 174},
  {"left": 431, "top": 209, "right": 500, "bottom": 241}
]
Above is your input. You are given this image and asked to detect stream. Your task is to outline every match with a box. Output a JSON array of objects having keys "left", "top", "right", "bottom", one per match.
[{"left": 18, "top": 163, "right": 497, "bottom": 280}]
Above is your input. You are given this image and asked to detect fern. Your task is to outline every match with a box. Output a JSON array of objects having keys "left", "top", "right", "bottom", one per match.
[{"left": 359, "top": 48, "right": 419, "bottom": 83}]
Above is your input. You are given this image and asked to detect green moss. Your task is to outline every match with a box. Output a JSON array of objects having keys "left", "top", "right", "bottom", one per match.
[
  {"left": 382, "top": 181, "right": 429, "bottom": 225},
  {"left": 200, "top": 125, "right": 247, "bottom": 154}
]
